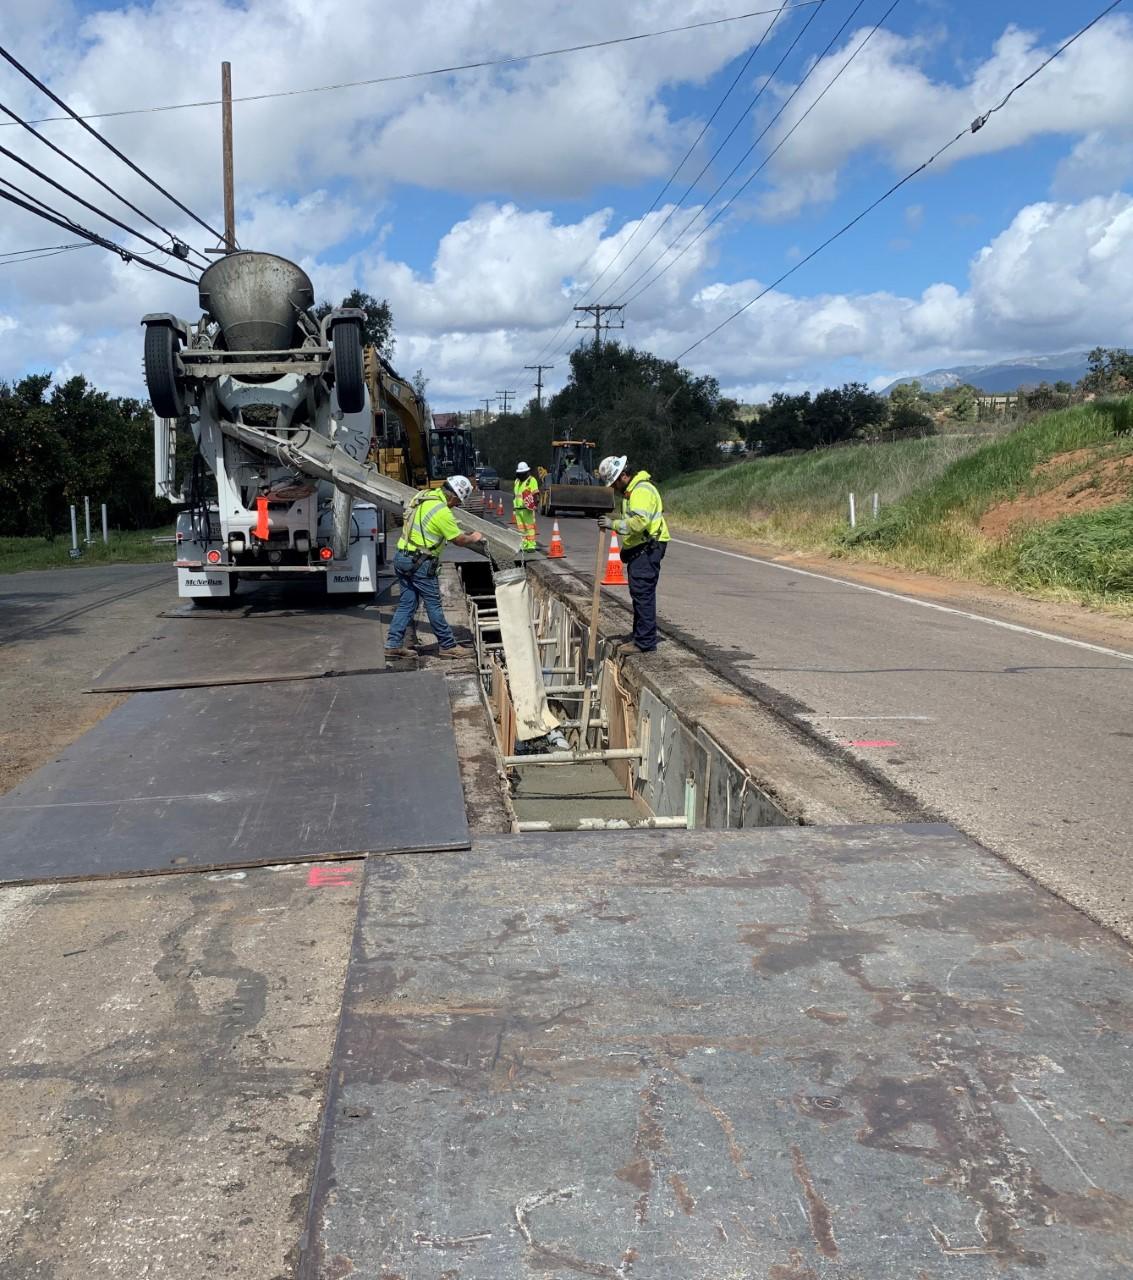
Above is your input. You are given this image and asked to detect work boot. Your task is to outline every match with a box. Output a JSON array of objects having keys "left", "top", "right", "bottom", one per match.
[
  {"left": 438, "top": 644, "right": 473, "bottom": 659},
  {"left": 385, "top": 646, "right": 416, "bottom": 659},
  {"left": 616, "top": 641, "right": 647, "bottom": 655}
]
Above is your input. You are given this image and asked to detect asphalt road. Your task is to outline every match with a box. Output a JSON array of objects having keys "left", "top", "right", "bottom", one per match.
[
  {"left": 0, "top": 562, "right": 169, "bottom": 645},
  {"left": 536, "top": 512, "right": 1133, "bottom": 941}
]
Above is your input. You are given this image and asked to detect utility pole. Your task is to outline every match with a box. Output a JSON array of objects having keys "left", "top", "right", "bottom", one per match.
[
  {"left": 221, "top": 62, "right": 236, "bottom": 252},
  {"left": 524, "top": 364, "right": 553, "bottom": 409},
  {"left": 496, "top": 389, "right": 516, "bottom": 415},
  {"left": 574, "top": 303, "right": 624, "bottom": 351},
  {"left": 481, "top": 397, "right": 493, "bottom": 427}
]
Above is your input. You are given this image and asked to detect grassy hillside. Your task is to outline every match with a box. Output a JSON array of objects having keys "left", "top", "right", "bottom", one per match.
[{"left": 667, "top": 399, "right": 1133, "bottom": 611}]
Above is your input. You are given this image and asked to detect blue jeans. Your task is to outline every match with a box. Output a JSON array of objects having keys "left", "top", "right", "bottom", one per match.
[
  {"left": 386, "top": 551, "right": 455, "bottom": 650},
  {"left": 626, "top": 542, "right": 666, "bottom": 651}
]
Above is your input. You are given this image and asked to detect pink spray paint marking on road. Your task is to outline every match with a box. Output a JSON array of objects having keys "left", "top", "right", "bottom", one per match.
[
  {"left": 850, "top": 740, "right": 899, "bottom": 748},
  {"left": 307, "top": 864, "right": 357, "bottom": 888}
]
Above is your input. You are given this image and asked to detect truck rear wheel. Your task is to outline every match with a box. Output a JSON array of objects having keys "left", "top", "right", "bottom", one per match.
[
  {"left": 143, "top": 323, "right": 185, "bottom": 419},
  {"left": 332, "top": 320, "right": 364, "bottom": 414}
]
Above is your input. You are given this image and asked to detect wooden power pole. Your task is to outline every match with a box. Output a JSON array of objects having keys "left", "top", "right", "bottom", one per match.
[
  {"left": 525, "top": 364, "right": 553, "bottom": 409},
  {"left": 574, "top": 303, "right": 624, "bottom": 351},
  {"left": 221, "top": 62, "right": 236, "bottom": 251}
]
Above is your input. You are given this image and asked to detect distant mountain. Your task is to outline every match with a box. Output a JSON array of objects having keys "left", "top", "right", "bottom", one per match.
[{"left": 884, "top": 351, "right": 1092, "bottom": 395}]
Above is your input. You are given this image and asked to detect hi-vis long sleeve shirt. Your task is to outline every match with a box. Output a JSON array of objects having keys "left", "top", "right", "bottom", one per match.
[{"left": 614, "top": 471, "right": 670, "bottom": 551}]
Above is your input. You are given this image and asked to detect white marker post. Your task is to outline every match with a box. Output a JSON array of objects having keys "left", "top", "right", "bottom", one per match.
[
  {"left": 70, "top": 505, "right": 78, "bottom": 551},
  {"left": 101, "top": 503, "right": 109, "bottom": 545},
  {"left": 872, "top": 491, "right": 880, "bottom": 519},
  {"left": 848, "top": 492, "right": 856, "bottom": 529},
  {"left": 83, "top": 495, "right": 91, "bottom": 544}
]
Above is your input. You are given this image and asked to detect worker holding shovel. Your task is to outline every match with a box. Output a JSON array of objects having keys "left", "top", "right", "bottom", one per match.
[
  {"left": 385, "top": 475, "right": 484, "bottom": 660},
  {"left": 597, "top": 455, "right": 670, "bottom": 654}
]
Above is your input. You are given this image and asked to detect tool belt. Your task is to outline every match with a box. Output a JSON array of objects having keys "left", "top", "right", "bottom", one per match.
[
  {"left": 398, "top": 547, "right": 441, "bottom": 577},
  {"left": 620, "top": 537, "right": 663, "bottom": 565}
]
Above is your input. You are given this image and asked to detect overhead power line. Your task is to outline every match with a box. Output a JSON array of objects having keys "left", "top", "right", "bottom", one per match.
[
  {"left": 0, "top": 184, "right": 198, "bottom": 284},
  {"left": 577, "top": 1, "right": 796, "bottom": 306},
  {"left": 674, "top": 0, "right": 1126, "bottom": 362},
  {"left": 0, "top": 242, "right": 93, "bottom": 266},
  {"left": 0, "top": 138, "right": 200, "bottom": 265},
  {"left": 584, "top": 0, "right": 830, "bottom": 310},
  {"left": 621, "top": 0, "right": 893, "bottom": 306},
  {"left": 525, "top": 0, "right": 799, "bottom": 372},
  {"left": 0, "top": 98, "right": 208, "bottom": 267},
  {"left": 0, "top": 240, "right": 88, "bottom": 257},
  {"left": 0, "top": 6, "right": 822, "bottom": 128},
  {"left": 0, "top": 44, "right": 224, "bottom": 242}
]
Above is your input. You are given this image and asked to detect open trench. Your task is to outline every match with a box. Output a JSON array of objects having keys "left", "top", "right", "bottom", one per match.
[{"left": 455, "top": 558, "right": 792, "bottom": 833}]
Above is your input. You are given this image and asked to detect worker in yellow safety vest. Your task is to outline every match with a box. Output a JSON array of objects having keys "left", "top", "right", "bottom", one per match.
[
  {"left": 513, "top": 461, "right": 539, "bottom": 552},
  {"left": 385, "top": 475, "right": 485, "bottom": 659},
  {"left": 597, "top": 455, "right": 670, "bottom": 654}
]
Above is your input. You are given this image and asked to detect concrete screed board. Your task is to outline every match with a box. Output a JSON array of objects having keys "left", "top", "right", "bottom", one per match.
[
  {"left": 300, "top": 825, "right": 1133, "bottom": 1280},
  {"left": 0, "top": 669, "right": 469, "bottom": 882}
]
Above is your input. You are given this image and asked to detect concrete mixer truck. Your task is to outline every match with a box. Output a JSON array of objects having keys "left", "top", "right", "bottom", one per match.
[{"left": 145, "top": 252, "right": 520, "bottom": 603}]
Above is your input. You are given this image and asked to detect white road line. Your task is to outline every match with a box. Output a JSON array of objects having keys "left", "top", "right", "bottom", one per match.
[
  {"left": 669, "top": 537, "right": 1133, "bottom": 664},
  {"left": 799, "top": 715, "right": 933, "bottom": 721}
]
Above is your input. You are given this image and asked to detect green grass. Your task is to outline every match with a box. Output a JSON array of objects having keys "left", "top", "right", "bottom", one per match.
[
  {"left": 667, "top": 399, "right": 1133, "bottom": 612},
  {"left": 0, "top": 527, "right": 175, "bottom": 574}
]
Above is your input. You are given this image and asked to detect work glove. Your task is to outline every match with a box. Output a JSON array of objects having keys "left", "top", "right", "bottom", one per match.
[{"left": 597, "top": 515, "right": 614, "bottom": 531}]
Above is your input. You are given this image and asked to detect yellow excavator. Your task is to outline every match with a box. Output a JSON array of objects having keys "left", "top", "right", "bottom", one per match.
[{"left": 363, "top": 347, "right": 432, "bottom": 487}]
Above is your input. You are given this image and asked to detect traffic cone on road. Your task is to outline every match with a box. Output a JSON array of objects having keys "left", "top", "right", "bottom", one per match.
[
  {"left": 548, "top": 521, "right": 565, "bottom": 559},
  {"left": 498, "top": 496, "right": 506, "bottom": 519},
  {"left": 602, "top": 532, "right": 628, "bottom": 586}
]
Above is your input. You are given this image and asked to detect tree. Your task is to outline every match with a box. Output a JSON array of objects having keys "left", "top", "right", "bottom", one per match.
[
  {"left": 887, "top": 379, "right": 933, "bottom": 437},
  {"left": 411, "top": 368, "right": 429, "bottom": 403},
  {"left": 544, "top": 341, "right": 730, "bottom": 479},
  {"left": 312, "top": 289, "right": 395, "bottom": 355},
  {"left": 1080, "top": 347, "right": 1133, "bottom": 396},
  {"left": 0, "top": 374, "right": 173, "bottom": 536}
]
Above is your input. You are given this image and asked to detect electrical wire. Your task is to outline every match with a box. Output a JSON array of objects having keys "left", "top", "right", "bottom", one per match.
[
  {"left": 0, "top": 98, "right": 209, "bottom": 268},
  {"left": 673, "top": 0, "right": 1126, "bottom": 362},
  {"left": 581, "top": 0, "right": 831, "bottom": 311},
  {"left": 524, "top": 0, "right": 798, "bottom": 372},
  {"left": 0, "top": 242, "right": 93, "bottom": 265},
  {"left": 0, "top": 184, "right": 198, "bottom": 283},
  {"left": 0, "top": 6, "right": 823, "bottom": 127},
  {"left": 577, "top": 2, "right": 796, "bottom": 306},
  {"left": 0, "top": 139, "right": 201, "bottom": 264},
  {"left": 621, "top": 0, "right": 894, "bottom": 306},
  {"left": 0, "top": 240, "right": 88, "bottom": 257},
  {"left": 0, "top": 44, "right": 224, "bottom": 242}
]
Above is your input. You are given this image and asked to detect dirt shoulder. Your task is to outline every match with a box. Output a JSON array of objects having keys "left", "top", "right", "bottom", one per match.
[
  {"left": 0, "top": 566, "right": 174, "bottom": 794},
  {"left": 672, "top": 526, "right": 1133, "bottom": 655}
]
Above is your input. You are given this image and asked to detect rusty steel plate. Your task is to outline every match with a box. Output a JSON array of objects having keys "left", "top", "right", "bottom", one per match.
[
  {"left": 0, "top": 671, "right": 468, "bottom": 883},
  {"left": 300, "top": 825, "right": 1133, "bottom": 1279}
]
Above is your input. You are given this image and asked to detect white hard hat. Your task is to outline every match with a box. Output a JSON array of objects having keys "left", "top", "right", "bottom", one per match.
[
  {"left": 598, "top": 454, "right": 628, "bottom": 486},
  {"left": 446, "top": 474, "right": 473, "bottom": 503},
  {"left": 515, "top": 461, "right": 531, "bottom": 474}
]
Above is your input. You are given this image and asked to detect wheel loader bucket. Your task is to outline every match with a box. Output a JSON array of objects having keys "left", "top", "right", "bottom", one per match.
[{"left": 198, "top": 251, "right": 315, "bottom": 352}]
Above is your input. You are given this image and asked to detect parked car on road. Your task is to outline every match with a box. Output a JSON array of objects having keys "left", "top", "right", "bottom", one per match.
[{"left": 474, "top": 466, "right": 500, "bottom": 490}]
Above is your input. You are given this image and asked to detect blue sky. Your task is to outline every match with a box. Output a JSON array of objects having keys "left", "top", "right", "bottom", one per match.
[{"left": 2, "top": 0, "right": 1131, "bottom": 407}]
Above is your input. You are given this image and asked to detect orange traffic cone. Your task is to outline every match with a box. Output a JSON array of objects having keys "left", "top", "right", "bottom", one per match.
[
  {"left": 602, "top": 532, "right": 628, "bottom": 586},
  {"left": 548, "top": 520, "right": 565, "bottom": 559},
  {"left": 498, "top": 496, "right": 506, "bottom": 518}
]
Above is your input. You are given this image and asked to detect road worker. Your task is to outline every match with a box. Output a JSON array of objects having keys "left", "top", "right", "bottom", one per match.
[
  {"left": 513, "top": 461, "right": 539, "bottom": 552},
  {"left": 385, "top": 475, "right": 484, "bottom": 659},
  {"left": 597, "top": 455, "right": 670, "bottom": 654}
]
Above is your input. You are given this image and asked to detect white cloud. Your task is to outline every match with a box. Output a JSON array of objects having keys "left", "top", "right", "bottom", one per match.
[{"left": 755, "top": 15, "right": 1133, "bottom": 216}]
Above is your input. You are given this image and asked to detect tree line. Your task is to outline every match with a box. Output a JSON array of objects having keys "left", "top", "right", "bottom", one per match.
[
  {"left": 473, "top": 341, "right": 738, "bottom": 479},
  {"left": 0, "top": 374, "right": 170, "bottom": 537}
]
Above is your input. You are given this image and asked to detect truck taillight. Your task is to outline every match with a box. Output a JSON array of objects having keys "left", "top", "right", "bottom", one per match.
[
  {"left": 206, "top": 549, "right": 222, "bottom": 564},
  {"left": 319, "top": 546, "right": 333, "bottom": 561}
]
